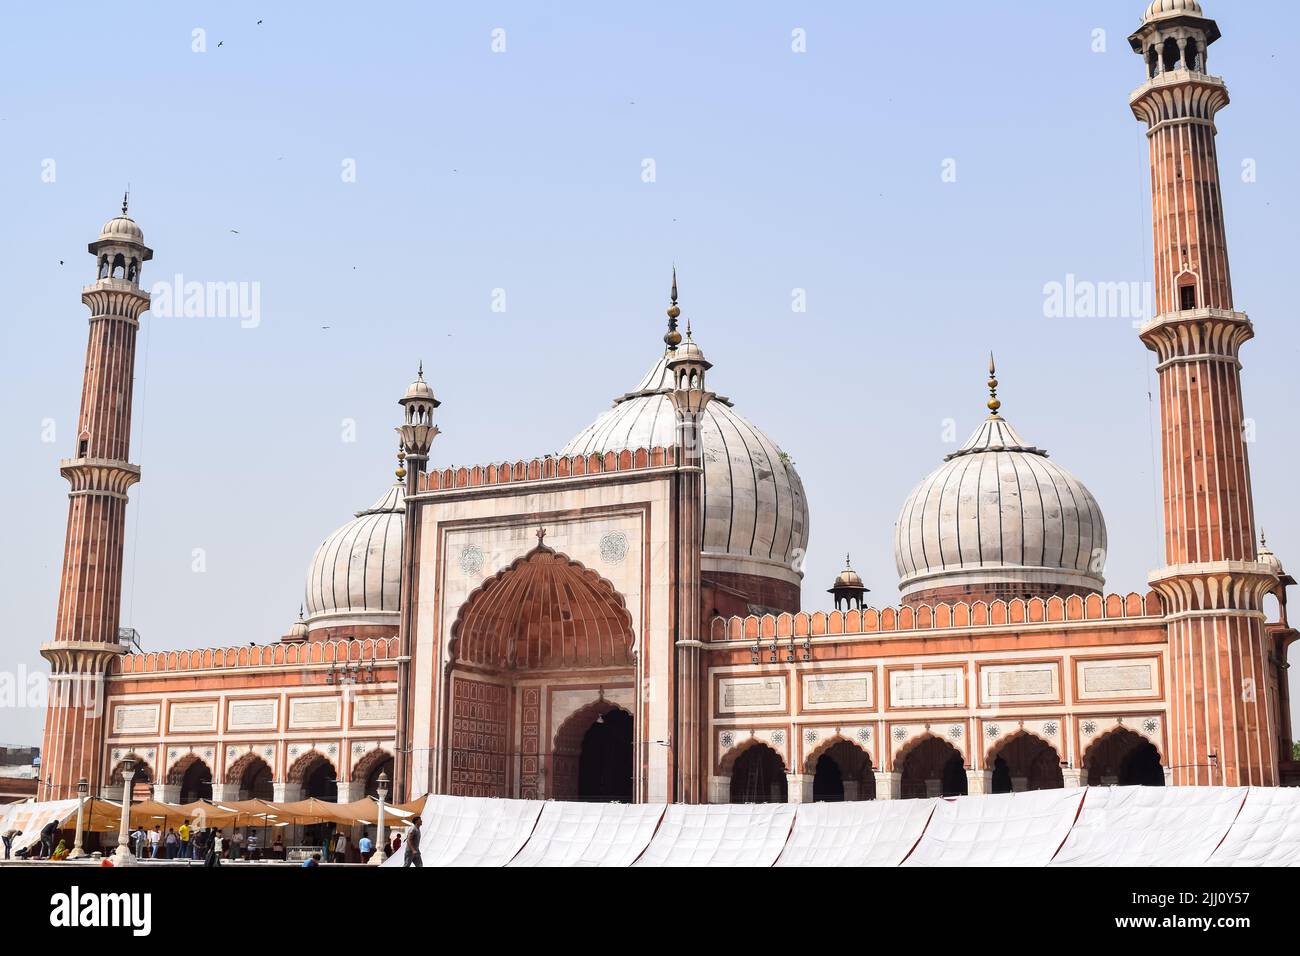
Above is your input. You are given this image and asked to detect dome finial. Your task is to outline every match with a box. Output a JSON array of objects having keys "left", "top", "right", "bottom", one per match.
[
  {"left": 396, "top": 446, "right": 407, "bottom": 481},
  {"left": 986, "top": 351, "right": 1002, "bottom": 418},
  {"left": 665, "top": 266, "right": 682, "bottom": 350},
  {"left": 121, "top": 186, "right": 129, "bottom": 217}
]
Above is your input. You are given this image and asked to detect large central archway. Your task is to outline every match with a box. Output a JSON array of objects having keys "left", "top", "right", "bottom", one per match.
[{"left": 444, "top": 539, "right": 637, "bottom": 799}]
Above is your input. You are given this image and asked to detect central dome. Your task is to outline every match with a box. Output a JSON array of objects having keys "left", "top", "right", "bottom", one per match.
[
  {"left": 894, "top": 413, "right": 1107, "bottom": 606},
  {"left": 303, "top": 482, "right": 405, "bottom": 634},
  {"left": 562, "top": 343, "right": 809, "bottom": 603}
]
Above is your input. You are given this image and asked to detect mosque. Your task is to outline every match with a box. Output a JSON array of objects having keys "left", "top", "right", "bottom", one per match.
[{"left": 36, "top": 0, "right": 1299, "bottom": 809}]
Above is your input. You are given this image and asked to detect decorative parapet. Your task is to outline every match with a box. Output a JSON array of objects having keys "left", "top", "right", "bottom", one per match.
[
  {"left": 709, "top": 591, "right": 1164, "bottom": 643},
  {"left": 418, "top": 446, "right": 677, "bottom": 493},
  {"left": 109, "top": 637, "right": 400, "bottom": 675}
]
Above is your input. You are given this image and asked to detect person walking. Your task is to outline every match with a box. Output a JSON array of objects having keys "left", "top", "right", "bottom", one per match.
[
  {"left": 2, "top": 828, "right": 20, "bottom": 860},
  {"left": 247, "top": 830, "right": 259, "bottom": 861},
  {"left": 402, "top": 816, "right": 422, "bottom": 868},
  {"left": 131, "top": 827, "right": 145, "bottom": 857},
  {"left": 165, "top": 827, "right": 179, "bottom": 859},
  {"left": 358, "top": 830, "right": 373, "bottom": 863},
  {"left": 230, "top": 829, "right": 243, "bottom": 860},
  {"left": 331, "top": 828, "right": 347, "bottom": 864},
  {"left": 39, "top": 819, "right": 58, "bottom": 859},
  {"left": 149, "top": 825, "right": 162, "bottom": 859},
  {"left": 178, "top": 819, "right": 191, "bottom": 859},
  {"left": 204, "top": 829, "right": 220, "bottom": 868}
]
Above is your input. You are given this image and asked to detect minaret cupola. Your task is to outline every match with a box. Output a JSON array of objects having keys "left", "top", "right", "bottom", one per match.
[
  {"left": 396, "top": 363, "right": 440, "bottom": 472},
  {"left": 1130, "top": 1, "right": 1219, "bottom": 77},
  {"left": 89, "top": 191, "right": 153, "bottom": 285}
]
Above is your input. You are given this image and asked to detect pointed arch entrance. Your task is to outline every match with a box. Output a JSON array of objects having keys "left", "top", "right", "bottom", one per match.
[
  {"left": 987, "top": 732, "right": 1064, "bottom": 793},
  {"left": 724, "top": 742, "right": 788, "bottom": 803},
  {"left": 225, "top": 753, "right": 273, "bottom": 801},
  {"left": 1084, "top": 729, "right": 1164, "bottom": 786},
  {"left": 444, "top": 539, "right": 637, "bottom": 799},
  {"left": 806, "top": 738, "right": 875, "bottom": 801},
  {"left": 897, "top": 736, "right": 967, "bottom": 799},
  {"left": 552, "top": 700, "right": 634, "bottom": 801},
  {"left": 169, "top": 754, "right": 214, "bottom": 803}
]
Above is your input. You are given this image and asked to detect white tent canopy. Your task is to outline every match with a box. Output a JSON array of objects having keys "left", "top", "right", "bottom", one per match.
[
  {"left": 903, "top": 788, "right": 1086, "bottom": 867},
  {"left": 12, "top": 786, "right": 1298, "bottom": 866}
]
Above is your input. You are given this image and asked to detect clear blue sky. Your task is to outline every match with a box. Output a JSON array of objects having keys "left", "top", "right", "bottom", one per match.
[{"left": 2, "top": 1, "right": 1297, "bottom": 747}]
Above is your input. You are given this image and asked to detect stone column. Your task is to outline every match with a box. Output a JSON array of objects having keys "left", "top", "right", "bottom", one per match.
[
  {"left": 153, "top": 783, "right": 180, "bottom": 803},
  {"left": 335, "top": 781, "right": 362, "bottom": 803},
  {"left": 708, "top": 775, "right": 730, "bottom": 804},
  {"left": 1061, "top": 767, "right": 1085, "bottom": 788},
  {"left": 965, "top": 770, "right": 993, "bottom": 795},
  {"left": 787, "top": 774, "right": 814, "bottom": 804},
  {"left": 273, "top": 782, "right": 302, "bottom": 803},
  {"left": 874, "top": 770, "right": 901, "bottom": 799},
  {"left": 210, "top": 783, "right": 240, "bottom": 803}
]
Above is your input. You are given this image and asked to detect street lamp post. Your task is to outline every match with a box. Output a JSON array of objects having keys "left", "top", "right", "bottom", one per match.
[
  {"left": 111, "top": 758, "right": 136, "bottom": 867},
  {"left": 69, "top": 779, "right": 89, "bottom": 860},
  {"left": 370, "top": 771, "right": 388, "bottom": 865}
]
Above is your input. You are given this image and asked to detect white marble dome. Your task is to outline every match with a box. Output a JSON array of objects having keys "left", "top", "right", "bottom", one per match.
[
  {"left": 562, "top": 347, "right": 808, "bottom": 589},
  {"left": 894, "top": 415, "right": 1107, "bottom": 602},
  {"left": 98, "top": 215, "right": 145, "bottom": 244},
  {"left": 1144, "top": 0, "right": 1203, "bottom": 22},
  {"left": 303, "top": 483, "right": 405, "bottom": 631}
]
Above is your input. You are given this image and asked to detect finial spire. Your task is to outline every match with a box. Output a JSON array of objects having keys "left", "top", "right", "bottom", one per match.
[
  {"left": 665, "top": 266, "right": 682, "bottom": 350},
  {"left": 986, "top": 351, "right": 1001, "bottom": 418},
  {"left": 121, "top": 186, "right": 129, "bottom": 217}
]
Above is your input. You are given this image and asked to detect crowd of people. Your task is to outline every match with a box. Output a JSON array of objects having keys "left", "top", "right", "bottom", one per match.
[{"left": 2, "top": 815, "right": 421, "bottom": 865}]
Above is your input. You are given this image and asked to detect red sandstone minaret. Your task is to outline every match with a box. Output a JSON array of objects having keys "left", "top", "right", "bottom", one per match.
[
  {"left": 664, "top": 273, "right": 714, "bottom": 803},
  {"left": 39, "top": 198, "right": 152, "bottom": 799},
  {"left": 1130, "top": 2, "right": 1279, "bottom": 786}
]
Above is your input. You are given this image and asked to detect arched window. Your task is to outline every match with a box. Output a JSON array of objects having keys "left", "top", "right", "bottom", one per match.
[{"left": 1162, "top": 38, "right": 1182, "bottom": 71}]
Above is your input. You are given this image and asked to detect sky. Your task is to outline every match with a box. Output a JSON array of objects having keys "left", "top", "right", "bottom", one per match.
[{"left": 1, "top": 1, "right": 1298, "bottom": 748}]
